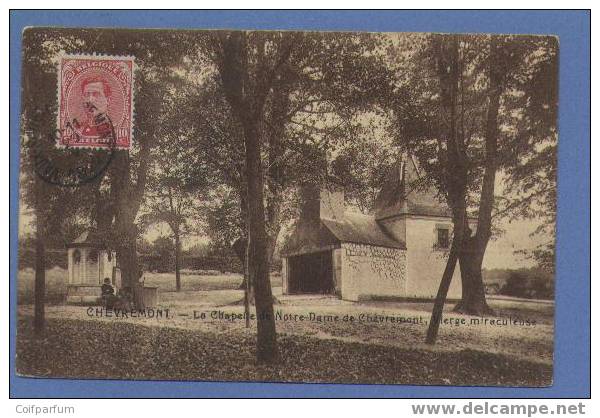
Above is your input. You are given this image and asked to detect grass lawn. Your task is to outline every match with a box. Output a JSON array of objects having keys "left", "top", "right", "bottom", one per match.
[
  {"left": 16, "top": 268, "right": 554, "bottom": 386},
  {"left": 16, "top": 317, "right": 552, "bottom": 386},
  {"left": 17, "top": 268, "right": 281, "bottom": 302},
  {"left": 17, "top": 267, "right": 68, "bottom": 305}
]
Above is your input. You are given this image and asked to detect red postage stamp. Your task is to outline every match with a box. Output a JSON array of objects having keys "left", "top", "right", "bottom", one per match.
[{"left": 57, "top": 54, "right": 134, "bottom": 149}]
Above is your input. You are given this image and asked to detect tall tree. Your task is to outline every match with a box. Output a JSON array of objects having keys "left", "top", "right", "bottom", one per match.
[
  {"left": 21, "top": 28, "right": 108, "bottom": 331},
  {"left": 141, "top": 86, "right": 209, "bottom": 291},
  {"left": 422, "top": 35, "right": 471, "bottom": 344},
  {"left": 142, "top": 165, "right": 200, "bottom": 292},
  {"left": 183, "top": 30, "right": 393, "bottom": 286},
  {"left": 21, "top": 28, "right": 190, "bottom": 315},
  {"left": 455, "top": 35, "right": 557, "bottom": 314},
  {"left": 452, "top": 36, "right": 504, "bottom": 315},
  {"left": 199, "top": 30, "right": 393, "bottom": 361},
  {"left": 176, "top": 30, "right": 394, "bottom": 361},
  {"left": 389, "top": 34, "right": 558, "bottom": 340},
  {"left": 205, "top": 31, "right": 292, "bottom": 363},
  {"left": 101, "top": 58, "right": 179, "bottom": 308}
]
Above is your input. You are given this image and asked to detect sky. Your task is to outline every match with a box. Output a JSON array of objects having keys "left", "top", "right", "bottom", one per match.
[{"left": 483, "top": 217, "right": 540, "bottom": 269}]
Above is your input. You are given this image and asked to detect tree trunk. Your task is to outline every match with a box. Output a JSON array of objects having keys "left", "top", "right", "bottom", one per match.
[
  {"left": 454, "top": 236, "right": 494, "bottom": 315},
  {"left": 34, "top": 226, "right": 45, "bottom": 334},
  {"left": 109, "top": 151, "right": 146, "bottom": 310},
  {"left": 233, "top": 237, "right": 255, "bottom": 309},
  {"left": 267, "top": 228, "right": 280, "bottom": 264},
  {"left": 454, "top": 36, "right": 502, "bottom": 316},
  {"left": 114, "top": 204, "right": 143, "bottom": 309},
  {"left": 426, "top": 35, "right": 469, "bottom": 344},
  {"left": 33, "top": 174, "right": 46, "bottom": 334},
  {"left": 265, "top": 80, "right": 287, "bottom": 269},
  {"left": 246, "top": 269, "right": 255, "bottom": 306},
  {"left": 426, "top": 241, "right": 460, "bottom": 344},
  {"left": 117, "top": 233, "right": 143, "bottom": 310},
  {"left": 244, "top": 121, "right": 278, "bottom": 364},
  {"left": 174, "top": 231, "right": 181, "bottom": 292},
  {"left": 215, "top": 31, "right": 279, "bottom": 363},
  {"left": 457, "top": 220, "right": 471, "bottom": 302},
  {"left": 243, "top": 242, "right": 251, "bottom": 328},
  {"left": 426, "top": 209, "right": 466, "bottom": 344}
]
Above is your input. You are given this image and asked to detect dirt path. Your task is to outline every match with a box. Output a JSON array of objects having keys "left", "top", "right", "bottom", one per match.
[{"left": 18, "top": 292, "right": 553, "bottom": 365}]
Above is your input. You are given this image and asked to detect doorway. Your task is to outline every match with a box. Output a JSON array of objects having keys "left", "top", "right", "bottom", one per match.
[{"left": 287, "top": 251, "right": 334, "bottom": 294}]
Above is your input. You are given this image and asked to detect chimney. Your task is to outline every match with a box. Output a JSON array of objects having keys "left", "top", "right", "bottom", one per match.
[
  {"left": 320, "top": 188, "right": 345, "bottom": 221},
  {"left": 299, "top": 184, "right": 321, "bottom": 226},
  {"left": 298, "top": 184, "right": 345, "bottom": 225}
]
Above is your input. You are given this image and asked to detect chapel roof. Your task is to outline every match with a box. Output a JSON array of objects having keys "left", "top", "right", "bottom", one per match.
[
  {"left": 373, "top": 155, "right": 452, "bottom": 220},
  {"left": 281, "top": 211, "right": 406, "bottom": 257},
  {"left": 281, "top": 156, "right": 450, "bottom": 257},
  {"left": 67, "top": 229, "right": 104, "bottom": 248},
  {"left": 321, "top": 212, "right": 405, "bottom": 249}
]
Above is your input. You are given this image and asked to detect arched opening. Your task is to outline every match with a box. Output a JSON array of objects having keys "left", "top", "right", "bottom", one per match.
[
  {"left": 72, "top": 249, "right": 81, "bottom": 284},
  {"left": 86, "top": 249, "right": 99, "bottom": 284}
]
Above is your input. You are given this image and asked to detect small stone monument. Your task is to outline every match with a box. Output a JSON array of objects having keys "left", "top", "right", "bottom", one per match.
[{"left": 66, "top": 230, "right": 117, "bottom": 304}]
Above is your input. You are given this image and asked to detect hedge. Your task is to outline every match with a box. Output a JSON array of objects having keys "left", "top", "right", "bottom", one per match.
[{"left": 18, "top": 247, "right": 282, "bottom": 274}]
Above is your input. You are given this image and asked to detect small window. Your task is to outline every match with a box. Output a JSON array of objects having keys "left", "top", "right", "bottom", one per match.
[{"left": 437, "top": 228, "right": 450, "bottom": 249}]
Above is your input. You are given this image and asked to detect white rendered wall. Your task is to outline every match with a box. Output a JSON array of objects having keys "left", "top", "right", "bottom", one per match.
[
  {"left": 332, "top": 248, "right": 342, "bottom": 296},
  {"left": 404, "top": 216, "right": 462, "bottom": 299},
  {"left": 67, "top": 248, "right": 74, "bottom": 284}
]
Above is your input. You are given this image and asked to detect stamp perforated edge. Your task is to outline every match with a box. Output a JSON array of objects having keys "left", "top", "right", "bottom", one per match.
[{"left": 55, "top": 52, "right": 136, "bottom": 151}]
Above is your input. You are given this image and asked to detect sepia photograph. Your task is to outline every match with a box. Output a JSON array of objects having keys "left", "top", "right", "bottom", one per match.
[{"left": 16, "top": 26, "right": 558, "bottom": 387}]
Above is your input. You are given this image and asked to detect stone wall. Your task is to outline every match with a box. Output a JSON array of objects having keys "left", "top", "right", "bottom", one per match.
[{"left": 340, "top": 243, "right": 407, "bottom": 301}]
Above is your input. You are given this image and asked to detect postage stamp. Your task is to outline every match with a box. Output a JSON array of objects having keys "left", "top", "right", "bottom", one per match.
[{"left": 57, "top": 54, "right": 134, "bottom": 149}]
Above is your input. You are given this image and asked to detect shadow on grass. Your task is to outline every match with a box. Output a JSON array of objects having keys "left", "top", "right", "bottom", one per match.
[{"left": 16, "top": 317, "right": 552, "bottom": 387}]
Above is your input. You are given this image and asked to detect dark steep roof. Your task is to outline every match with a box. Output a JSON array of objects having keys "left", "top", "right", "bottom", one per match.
[
  {"left": 281, "top": 212, "right": 406, "bottom": 257},
  {"left": 281, "top": 156, "right": 451, "bottom": 258},
  {"left": 67, "top": 229, "right": 105, "bottom": 248},
  {"left": 322, "top": 212, "right": 405, "bottom": 249},
  {"left": 374, "top": 156, "right": 452, "bottom": 220},
  {"left": 280, "top": 220, "right": 341, "bottom": 257},
  {"left": 375, "top": 199, "right": 452, "bottom": 219}
]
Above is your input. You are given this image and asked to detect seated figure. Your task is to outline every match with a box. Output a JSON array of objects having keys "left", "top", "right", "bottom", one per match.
[{"left": 101, "top": 277, "right": 116, "bottom": 309}]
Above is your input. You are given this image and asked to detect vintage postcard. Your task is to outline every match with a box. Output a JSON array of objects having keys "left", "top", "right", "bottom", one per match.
[{"left": 16, "top": 27, "right": 557, "bottom": 387}]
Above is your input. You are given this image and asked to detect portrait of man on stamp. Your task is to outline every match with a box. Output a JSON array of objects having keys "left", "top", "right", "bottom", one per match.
[{"left": 73, "top": 76, "right": 113, "bottom": 139}]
